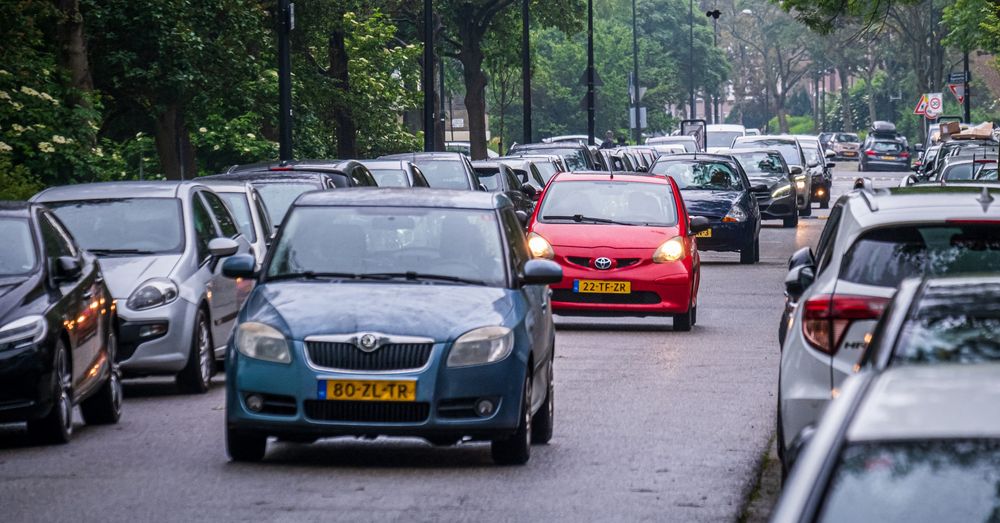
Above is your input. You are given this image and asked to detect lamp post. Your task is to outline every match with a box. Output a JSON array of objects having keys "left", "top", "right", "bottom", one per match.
[
  {"left": 688, "top": 0, "right": 695, "bottom": 119},
  {"left": 277, "top": 0, "right": 293, "bottom": 161},
  {"left": 631, "top": 0, "right": 641, "bottom": 143},
  {"left": 587, "top": 0, "right": 595, "bottom": 145},
  {"left": 522, "top": 0, "right": 532, "bottom": 145},
  {"left": 705, "top": 9, "right": 720, "bottom": 124},
  {"left": 423, "top": 0, "right": 435, "bottom": 152}
]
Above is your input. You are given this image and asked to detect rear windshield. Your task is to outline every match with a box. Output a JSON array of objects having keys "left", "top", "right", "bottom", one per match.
[
  {"left": 840, "top": 225, "right": 1000, "bottom": 287},
  {"left": 252, "top": 182, "right": 321, "bottom": 225},
  {"left": 836, "top": 133, "right": 859, "bottom": 142},
  {"left": 706, "top": 131, "right": 742, "bottom": 149},
  {"left": 533, "top": 162, "right": 557, "bottom": 184},
  {"left": 652, "top": 161, "right": 743, "bottom": 191},
  {"left": 538, "top": 180, "right": 678, "bottom": 226},
  {"left": 817, "top": 440, "right": 1000, "bottom": 523},
  {"left": 475, "top": 170, "right": 502, "bottom": 191},
  {"left": 871, "top": 141, "right": 903, "bottom": 154},
  {"left": 0, "top": 219, "right": 36, "bottom": 275},
  {"left": 512, "top": 147, "right": 587, "bottom": 170},
  {"left": 413, "top": 160, "right": 472, "bottom": 190},
  {"left": 892, "top": 281, "right": 1000, "bottom": 365}
]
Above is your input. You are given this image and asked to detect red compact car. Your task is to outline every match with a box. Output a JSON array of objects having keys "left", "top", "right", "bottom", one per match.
[{"left": 526, "top": 172, "right": 707, "bottom": 330}]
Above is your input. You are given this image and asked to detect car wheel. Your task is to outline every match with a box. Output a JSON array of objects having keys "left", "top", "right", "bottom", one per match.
[
  {"left": 177, "top": 308, "right": 213, "bottom": 394},
  {"left": 672, "top": 307, "right": 693, "bottom": 332},
  {"left": 491, "top": 373, "right": 532, "bottom": 465},
  {"left": 799, "top": 205, "right": 812, "bottom": 217},
  {"left": 531, "top": 360, "right": 554, "bottom": 445},
  {"left": 782, "top": 213, "right": 798, "bottom": 228},
  {"left": 227, "top": 425, "right": 267, "bottom": 462},
  {"left": 691, "top": 305, "right": 698, "bottom": 326},
  {"left": 81, "top": 331, "right": 123, "bottom": 425},
  {"left": 27, "top": 340, "right": 73, "bottom": 444},
  {"left": 740, "top": 239, "right": 758, "bottom": 265}
]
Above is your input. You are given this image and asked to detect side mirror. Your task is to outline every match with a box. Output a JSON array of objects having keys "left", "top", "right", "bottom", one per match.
[
  {"left": 520, "top": 259, "right": 563, "bottom": 286},
  {"left": 53, "top": 256, "right": 82, "bottom": 282},
  {"left": 689, "top": 216, "right": 711, "bottom": 234},
  {"left": 222, "top": 254, "right": 257, "bottom": 279},
  {"left": 789, "top": 165, "right": 804, "bottom": 176},
  {"left": 788, "top": 246, "right": 815, "bottom": 270},
  {"left": 209, "top": 237, "right": 239, "bottom": 258},
  {"left": 515, "top": 210, "right": 530, "bottom": 227},
  {"left": 750, "top": 184, "right": 769, "bottom": 192},
  {"left": 824, "top": 149, "right": 836, "bottom": 159},
  {"left": 825, "top": 162, "right": 836, "bottom": 169},
  {"left": 479, "top": 183, "right": 489, "bottom": 192},
  {"left": 785, "top": 424, "right": 817, "bottom": 471},
  {"left": 784, "top": 265, "right": 815, "bottom": 301},
  {"left": 807, "top": 161, "right": 820, "bottom": 168}
]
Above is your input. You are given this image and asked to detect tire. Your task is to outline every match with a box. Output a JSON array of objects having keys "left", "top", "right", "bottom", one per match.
[
  {"left": 777, "top": 396, "right": 788, "bottom": 484},
  {"left": 531, "top": 360, "right": 554, "bottom": 445},
  {"left": 799, "top": 205, "right": 812, "bottom": 217},
  {"left": 691, "top": 305, "right": 698, "bottom": 326},
  {"left": 227, "top": 425, "right": 267, "bottom": 462},
  {"left": 27, "top": 340, "right": 73, "bottom": 444},
  {"left": 782, "top": 214, "right": 798, "bottom": 228},
  {"left": 858, "top": 162, "right": 865, "bottom": 172},
  {"left": 491, "top": 373, "right": 532, "bottom": 465},
  {"left": 820, "top": 199, "right": 829, "bottom": 209},
  {"left": 80, "top": 331, "right": 123, "bottom": 425},
  {"left": 672, "top": 308, "right": 693, "bottom": 332},
  {"left": 740, "top": 238, "right": 758, "bottom": 265},
  {"left": 177, "top": 308, "right": 213, "bottom": 394}
]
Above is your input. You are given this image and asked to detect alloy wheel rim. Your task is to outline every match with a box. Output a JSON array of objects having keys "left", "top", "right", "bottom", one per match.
[
  {"left": 198, "top": 318, "right": 211, "bottom": 385},
  {"left": 57, "top": 348, "right": 72, "bottom": 434},
  {"left": 109, "top": 334, "right": 123, "bottom": 414},
  {"left": 524, "top": 379, "right": 532, "bottom": 447}
]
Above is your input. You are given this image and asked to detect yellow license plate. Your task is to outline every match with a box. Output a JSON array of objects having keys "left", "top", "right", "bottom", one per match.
[
  {"left": 319, "top": 379, "right": 416, "bottom": 402},
  {"left": 881, "top": 156, "right": 896, "bottom": 160},
  {"left": 696, "top": 228, "right": 712, "bottom": 238},
  {"left": 574, "top": 280, "right": 630, "bottom": 294},
  {"left": 844, "top": 151, "right": 856, "bottom": 156}
]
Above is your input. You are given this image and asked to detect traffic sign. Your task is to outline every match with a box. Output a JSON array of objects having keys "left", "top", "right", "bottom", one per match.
[
  {"left": 925, "top": 92, "right": 943, "bottom": 119},
  {"left": 948, "top": 83, "right": 966, "bottom": 104},
  {"left": 949, "top": 71, "right": 969, "bottom": 84},
  {"left": 913, "top": 94, "right": 928, "bottom": 115}
]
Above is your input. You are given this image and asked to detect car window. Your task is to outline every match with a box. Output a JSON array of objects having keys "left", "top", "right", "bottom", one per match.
[
  {"left": 267, "top": 206, "right": 506, "bottom": 287},
  {"left": 652, "top": 161, "right": 742, "bottom": 191},
  {"left": 836, "top": 133, "right": 858, "bottom": 142},
  {"left": 534, "top": 162, "right": 557, "bottom": 184},
  {"left": 507, "top": 169, "right": 524, "bottom": 189},
  {"left": 706, "top": 131, "right": 741, "bottom": 149},
  {"left": 802, "top": 143, "right": 821, "bottom": 165},
  {"left": 192, "top": 194, "right": 217, "bottom": 263},
  {"left": 252, "top": 192, "right": 274, "bottom": 237},
  {"left": 500, "top": 209, "right": 529, "bottom": 274},
  {"left": 414, "top": 160, "right": 473, "bottom": 190},
  {"left": 217, "top": 192, "right": 255, "bottom": 242},
  {"left": 731, "top": 152, "right": 787, "bottom": 179},
  {"left": 251, "top": 182, "right": 320, "bottom": 225},
  {"left": 201, "top": 191, "right": 239, "bottom": 238},
  {"left": 733, "top": 140, "right": 802, "bottom": 166},
  {"left": 476, "top": 170, "right": 502, "bottom": 191},
  {"left": 0, "top": 218, "right": 37, "bottom": 275},
  {"left": 816, "top": 440, "right": 1000, "bottom": 523},
  {"left": 891, "top": 281, "right": 1000, "bottom": 365},
  {"left": 871, "top": 141, "right": 903, "bottom": 154},
  {"left": 840, "top": 224, "right": 1000, "bottom": 287},
  {"left": 538, "top": 180, "right": 678, "bottom": 226},
  {"left": 815, "top": 204, "right": 844, "bottom": 274},
  {"left": 38, "top": 213, "right": 76, "bottom": 258},
  {"left": 46, "top": 198, "right": 184, "bottom": 254},
  {"left": 370, "top": 169, "right": 409, "bottom": 187},
  {"left": 411, "top": 166, "right": 430, "bottom": 187}
]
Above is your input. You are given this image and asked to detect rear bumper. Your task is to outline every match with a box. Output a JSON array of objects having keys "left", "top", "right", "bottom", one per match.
[
  {"left": 862, "top": 158, "right": 910, "bottom": 170},
  {"left": 694, "top": 221, "right": 755, "bottom": 252}
]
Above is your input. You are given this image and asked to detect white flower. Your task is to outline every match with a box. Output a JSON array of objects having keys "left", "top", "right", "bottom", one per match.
[
  {"left": 245, "top": 133, "right": 255, "bottom": 139},
  {"left": 38, "top": 142, "right": 55, "bottom": 153},
  {"left": 19, "top": 86, "right": 41, "bottom": 98},
  {"left": 11, "top": 123, "right": 25, "bottom": 133},
  {"left": 0, "top": 142, "right": 12, "bottom": 153},
  {"left": 93, "top": 147, "right": 104, "bottom": 157},
  {"left": 0, "top": 91, "right": 9, "bottom": 101},
  {"left": 212, "top": 145, "right": 220, "bottom": 151},
  {"left": 199, "top": 127, "right": 207, "bottom": 133},
  {"left": 51, "top": 135, "right": 69, "bottom": 144}
]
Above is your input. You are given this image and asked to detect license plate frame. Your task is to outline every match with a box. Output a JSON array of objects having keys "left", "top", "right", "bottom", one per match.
[
  {"left": 318, "top": 379, "right": 417, "bottom": 402},
  {"left": 696, "top": 228, "right": 712, "bottom": 238},
  {"left": 880, "top": 155, "right": 896, "bottom": 161},
  {"left": 573, "top": 279, "right": 631, "bottom": 294}
]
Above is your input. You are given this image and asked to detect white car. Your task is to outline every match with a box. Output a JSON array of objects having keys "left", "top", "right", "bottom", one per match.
[{"left": 705, "top": 124, "right": 746, "bottom": 153}]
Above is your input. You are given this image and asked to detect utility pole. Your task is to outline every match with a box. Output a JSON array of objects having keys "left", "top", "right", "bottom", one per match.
[
  {"left": 522, "top": 0, "right": 532, "bottom": 145},
  {"left": 439, "top": 55, "right": 446, "bottom": 150},
  {"left": 423, "top": 0, "right": 435, "bottom": 152},
  {"left": 706, "top": 9, "right": 720, "bottom": 124},
  {"left": 631, "top": 0, "right": 641, "bottom": 144},
  {"left": 277, "top": 0, "right": 294, "bottom": 162},
  {"left": 688, "top": 0, "right": 696, "bottom": 119},
  {"left": 587, "top": 0, "right": 595, "bottom": 146},
  {"left": 963, "top": 50, "right": 971, "bottom": 123}
]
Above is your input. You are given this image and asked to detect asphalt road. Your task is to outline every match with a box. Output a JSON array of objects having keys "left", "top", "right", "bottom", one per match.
[{"left": 0, "top": 166, "right": 905, "bottom": 522}]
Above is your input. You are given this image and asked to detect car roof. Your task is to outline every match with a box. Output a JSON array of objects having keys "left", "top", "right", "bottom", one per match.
[
  {"left": 843, "top": 186, "right": 1000, "bottom": 222},
  {"left": 32, "top": 180, "right": 195, "bottom": 202},
  {"left": 194, "top": 179, "right": 254, "bottom": 192},
  {"left": 734, "top": 135, "right": 797, "bottom": 144},
  {"left": 357, "top": 160, "right": 406, "bottom": 170},
  {"left": 706, "top": 124, "right": 746, "bottom": 131},
  {"left": 848, "top": 363, "right": 1000, "bottom": 441},
  {"left": 0, "top": 201, "right": 34, "bottom": 218},
  {"left": 551, "top": 172, "right": 669, "bottom": 184},
  {"left": 200, "top": 171, "right": 331, "bottom": 183},
  {"left": 294, "top": 188, "right": 507, "bottom": 210},
  {"left": 648, "top": 136, "right": 696, "bottom": 142},
  {"left": 379, "top": 152, "right": 465, "bottom": 161},
  {"left": 723, "top": 148, "right": 783, "bottom": 155},
  {"left": 511, "top": 142, "right": 586, "bottom": 151},
  {"left": 654, "top": 153, "right": 736, "bottom": 162}
]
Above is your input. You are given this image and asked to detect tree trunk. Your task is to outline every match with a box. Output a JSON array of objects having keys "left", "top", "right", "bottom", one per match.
[
  {"left": 53, "top": 0, "right": 95, "bottom": 147},
  {"left": 458, "top": 21, "right": 489, "bottom": 160},
  {"left": 153, "top": 104, "right": 196, "bottom": 180},
  {"left": 837, "top": 66, "right": 853, "bottom": 132},
  {"left": 329, "top": 31, "right": 357, "bottom": 158}
]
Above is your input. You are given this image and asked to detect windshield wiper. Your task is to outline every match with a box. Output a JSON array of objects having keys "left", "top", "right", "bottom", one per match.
[
  {"left": 88, "top": 248, "right": 159, "bottom": 256},
  {"left": 362, "top": 272, "right": 489, "bottom": 286},
  {"left": 266, "top": 271, "right": 393, "bottom": 282},
  {"left": 542, "top": 214, "right": 637, "bottom": 226}
]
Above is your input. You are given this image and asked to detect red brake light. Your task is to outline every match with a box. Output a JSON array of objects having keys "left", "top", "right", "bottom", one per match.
[
  {"left": 269, "top": 166, "right": 294, "bottom": 171},
  {"left": 865, "top": 150, "right": 877, "bottom": 157},
  {"left": 899, "top": 151, "right": 909, "bottom": 159},
  {"left": 802, "top": 294, "right": 889, "bottom": 355}
]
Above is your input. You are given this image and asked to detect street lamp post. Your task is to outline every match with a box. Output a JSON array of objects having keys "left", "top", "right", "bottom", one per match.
[
  {"left": 277, "top": 0, "right": 293, "bottom": 161},
  {"left": 705, "top": 9, "right": 720, "bottom": 124},
  {"left": 631, "top": 0, "right": 641, "bottom": 144},
  {"left": 689, "top": 0, "right": 695, "bottom": 119},
  {"left": 522, "top": 0, "right": 532, "bottom": 145},
  {"left": 423, "top": 0, "right": 435, "bottom": 152},
  {"left": 587, "top": 0, "right": 595, "bottom": 146}
]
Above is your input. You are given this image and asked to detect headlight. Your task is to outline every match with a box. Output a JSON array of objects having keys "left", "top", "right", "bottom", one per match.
[
  {"left": 447, "top": 326, "right": 513, "bottom": 367},
  {"left": 794, "top": 175, "right": 806, "bottom": 191},
  {"left": 771, "top": 183, "right": 792, "bottom": 198},
  {"left": 653, "top": 236, "right": 685, "bottom": 263},
  {"left": 126, "top": 278, "right": 178, "bottom": 310},
  {"left": 236, "top": 322, "right": 291, "bottom": 364},
  {"left": 527, "top": 232, "right": 554, "bottom": 259},
  {"left": 0, "top": 315, "right": 46, "bottom": 351},
  {"left": 723, "top": 205, "right": 747, "bottom": 223}
]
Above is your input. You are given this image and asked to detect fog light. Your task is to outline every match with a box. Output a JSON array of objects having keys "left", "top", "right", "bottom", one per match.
[
  {"left": 475, "top": 399, "right": 495, "bottom": 417},
  {"left": 138, "top": 323, "right": 168, "bottom": 339},
  {"left": 246, "top": 394, "right": 264, "bottom": 412}
]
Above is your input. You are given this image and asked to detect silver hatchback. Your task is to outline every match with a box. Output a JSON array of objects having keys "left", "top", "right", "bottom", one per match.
[{"left": 33, "top": 181, "right": 252, "bottom": 393}]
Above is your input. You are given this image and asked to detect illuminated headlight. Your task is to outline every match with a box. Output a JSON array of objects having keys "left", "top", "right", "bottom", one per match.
[
  {"left": 653, "top": 236, "right": 685, "bottom": 263},
  {"left": 126, "top": 278, "right": 178, "bottom": 310},
  {"left": 771, "top": 184, "right": 792, "bottom": 198},
  {"left": 723, "top": 205, "right": 747, "bottom": 223},
  {"left": 527, "top": 232, "right": 554, "bottom": 259},
  {"left": 794, "top": 175, "right": 806, "bottom": 191},
  {"left": 236, "top": 322, "right": 291, "bottom": 364},
  {"left": 447, "top": 326, "right": 514, "bottom": 367},
  {"left": 0, "top": 315, "right": 46, "bottom": 351}
]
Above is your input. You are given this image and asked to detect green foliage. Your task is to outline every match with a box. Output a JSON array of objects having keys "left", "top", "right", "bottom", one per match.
[
  {"left": 0, "top": 154, "right": 43, "bottom": 200},
  {"left": 767, "top": 115, "right": 815, "bottom": 134}
]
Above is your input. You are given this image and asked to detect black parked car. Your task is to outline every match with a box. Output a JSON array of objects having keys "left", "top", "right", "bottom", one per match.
[
  {"left": 507, "top": 142, "right": 597, "bottom": 171},
  {"left": 0, "top": 202, "right": 121, "bottom": 443},
  {"left": 471, "top": 161, "right": 536, "bottom": 215}
]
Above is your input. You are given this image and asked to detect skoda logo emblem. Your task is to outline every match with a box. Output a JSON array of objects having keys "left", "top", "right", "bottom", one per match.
[
  {"left": 358, "top": 334, "right": 378, "bottom": 352},
  {"left": 595, "top": 257, "right": 613, "bottom": 270}
]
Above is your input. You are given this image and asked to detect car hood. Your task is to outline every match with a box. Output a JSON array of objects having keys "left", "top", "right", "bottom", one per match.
[
  {"left": 97, "top": 255, "right": 182, "bottom": 299},
  {"left": 747, "top": 176, "right": 788, "bottom": 191},
  {"left": 680, "top": 190, "right": 742, "bottom": 219},
  {"left": 245, "top": 282, "right": 515, "bottom": 342},
  {"left": 531, "top": 222, "right": 679, "bottom": 249},
  {"left": 0, "top": 275, "right": 47, "bottom": 327}
]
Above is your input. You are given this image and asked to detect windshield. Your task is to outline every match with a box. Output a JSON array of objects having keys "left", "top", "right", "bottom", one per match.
[
  {"left": 253, "top": 182, "right": 320, "bottom": 226},
  {"left": 47, "top": 198, "right": 184, "bottom": 254},
  {"left": 370, "top": 169, "right": 409, "bottom": 188},
  {"left": 733, "top": 140, "right": 802, "bottom": 166},
  {"left": 942, "top": 164, "right": 975, "bottom": 180},
  {"left": 706, "top": 131, "right": 742, "bottom": 149},
  {"left": 892, "top": 281, "right": 1000, "bottom": 365},
  {"left": 730, "top": 152, "right": 787, "bottom": 179},
  {"left": 801, "top": 143, "right": 821, "bottom": 165},
  {"left": 476, "top": 170, "right": 502, "bottom": 191},
  {"left": 218, "top": 192, "right": 255, "bottom": 242},
  {"left": 836, "top": 133, "right": 859, "bottom": 142},
  {"left": 817, "top": 440, "right": 1000, "bottom": 523},
  {"left": 267, "top": 206, "right": 505, "bottom": 286},
  {"left": 652, "top": 161, "right": 743, "bottom": 191},
  {"left": 840, "top": 224, "right": 1000, "bottom": 288},
  {"left": 539, "top": 180, "right": 678, "bottom": 226},
  {"left": 0, "top": 219, "right": 36, "bottom": 275},
  {"left": 413, "top": 160, "right": 471, "bottom": 190},
  {"left": 871, "top": 141, "right": 904, "bottom": 154}
]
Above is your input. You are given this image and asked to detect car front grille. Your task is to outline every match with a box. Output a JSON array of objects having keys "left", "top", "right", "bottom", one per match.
[
  {"left": 551, "top": 289, "right": 661, "bottom": 304},
  {"left": 306, "top": 342, "right": 433, "bottom": 371},
  {"left": 566, "top": 257, "right": 641, "bottom": 269},
  {"left": 303, "top": 400, "right": 430, "bottom": 423}
]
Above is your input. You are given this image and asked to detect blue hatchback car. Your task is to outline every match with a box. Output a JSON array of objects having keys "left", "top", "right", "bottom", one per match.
[{"left": 222, "top": 189, "right": 562, "bottom": 464}]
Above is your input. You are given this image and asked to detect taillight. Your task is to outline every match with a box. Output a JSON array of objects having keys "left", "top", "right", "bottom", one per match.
[
  {"left": 802, "top": 294, "right": 889, "bottom": 355},
  {"left": 865, "top": 150, "right": 876, "bottom": 157},
  {"left": 899, "top": 151, "right": 909, "bottom": 159}
]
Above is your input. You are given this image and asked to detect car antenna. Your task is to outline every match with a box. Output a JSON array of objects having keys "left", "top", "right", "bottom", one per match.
[{"left": 978, "top": 186, "right": 995, "bottom": 212}]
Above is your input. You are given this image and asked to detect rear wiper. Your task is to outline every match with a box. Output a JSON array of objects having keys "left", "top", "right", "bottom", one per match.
[
  {"left": 363, "top": 272, "right": 489, "bottom": 286},
  {"left": 89, "top": 248, "right": 158, "bottom": 256},
  {"left": 542, "top": 214, "right": 637, "bottom": 226}
]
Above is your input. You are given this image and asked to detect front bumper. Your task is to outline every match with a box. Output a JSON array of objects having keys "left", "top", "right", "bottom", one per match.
[
  {"left": 694, "top": 220, "right": 755, "bottom": 252},
  {"left": 117, "top": 297, "right": 199, "bottom": 376},
  {"left": 834, "top": 149, "right": 859, "bottom": 160},
  {"left": 226, "top": 340, "right": 528, "bottom": 440},
  {"left": 0, "top": 343, "right": 54, "bottom": 422},
  {"left": 755, "top": 192, "right": 796, "bottom": 220},
  {"left": 810, "top": 178, "right": 831, "bottom": 202}
]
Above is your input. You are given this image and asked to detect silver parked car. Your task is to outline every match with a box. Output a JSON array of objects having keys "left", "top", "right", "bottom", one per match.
[
  {"left": 772, "top": 363, "right": 1000, "bottom": 523},
  {"left": 356, "top": 159, "right": 431, "bottom": 188},
  {"left": 32, "top": 182, "right": 253, "bottom": 393},
  {"left": 195, "top": 180, "right": 274, "bottom": 270}
]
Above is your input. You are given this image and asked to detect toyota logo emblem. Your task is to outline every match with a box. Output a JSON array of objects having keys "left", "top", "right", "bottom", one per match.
[
  {"left": 358, "top": 334, "right": 379, "bottom": 352},
  {"left": 594, "top": 257, "right": 613, "bottom": 270}
]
